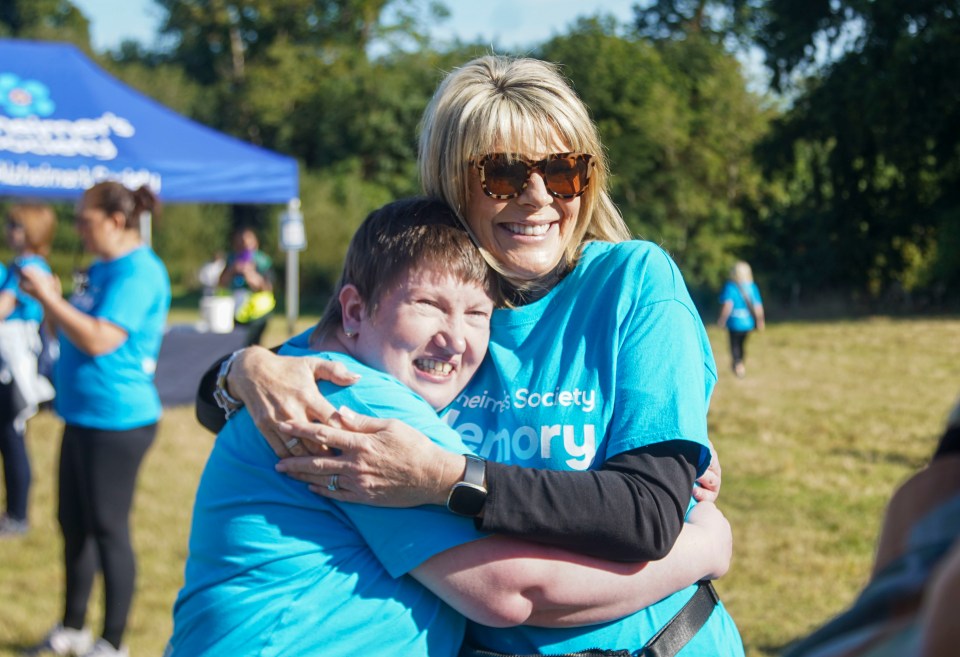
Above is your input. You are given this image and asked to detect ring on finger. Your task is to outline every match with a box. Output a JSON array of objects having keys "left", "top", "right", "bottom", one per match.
[
  {"left": 327, "top": 473, "right": 339, "bottom": 492},
  {"left": 285, "top": 437, "right": 300, "bottom": 450}
]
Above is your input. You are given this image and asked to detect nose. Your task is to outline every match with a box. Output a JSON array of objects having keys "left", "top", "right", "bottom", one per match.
[
  {"left": 517, "top": 171, "right": 553, "bottom": 208},
  {"left": 434, "top": 318, "right": 467, "bottom": 354}
]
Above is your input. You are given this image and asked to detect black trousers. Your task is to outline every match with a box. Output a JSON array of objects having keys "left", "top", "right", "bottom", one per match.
[
  {"left": 58, "top": 423, "right": 156, "bottom": 647},
  {"left": 0, "top": 379, "right": 31, "bottom": 521},
  {"left": 727, "top": 330, "right": 751, "bottom": 366}
]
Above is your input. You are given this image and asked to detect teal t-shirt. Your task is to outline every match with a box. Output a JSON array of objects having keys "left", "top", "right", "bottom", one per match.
[
  {"left": 445, "top": 241, "right": 743, "bottom": 656},
  {"left": 55, "top": 246, "right": 170, "bottom": 430},
  {"left": 719, "top": 280, "right": 762, "bottom": 332},
  {"left": 168, "top": 345, "right": 488, "bottom": 657},
  {"left": 0, "top": 254, "right": 50, "bottom": 322}
]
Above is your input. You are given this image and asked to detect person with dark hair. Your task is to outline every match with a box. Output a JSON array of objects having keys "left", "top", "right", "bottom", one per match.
[
  {"left": 197, "top": 55, "right": 742, "bottom": 657},
  {"left": 20, "top": 182, "right": 171, "bottom": 657},
  {"left": 167, "top": 197, "right": 731, "bottom": 656},
  {"left": 0, "top": 203, "right": 57, "bottom": 537},
  {"left": 218, "top": 226, "right": 274, "bottom": 345}
]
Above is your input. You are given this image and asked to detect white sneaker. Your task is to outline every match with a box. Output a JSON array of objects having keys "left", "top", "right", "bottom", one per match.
[
  {"left": 25, "top": 625, "right": 94, "bottom": 656},
  {"left": 78, "top": 640, "right": 128, "bottom": 657}
]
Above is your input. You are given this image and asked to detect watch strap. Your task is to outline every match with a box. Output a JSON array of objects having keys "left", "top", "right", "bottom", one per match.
[{"left": 213, "top": 349, "right": 245, "bottom": 419}]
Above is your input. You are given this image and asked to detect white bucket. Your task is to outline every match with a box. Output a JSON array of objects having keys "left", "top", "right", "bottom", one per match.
[{"left": 200, "top": 296, "right": 235, "bottom": 333}]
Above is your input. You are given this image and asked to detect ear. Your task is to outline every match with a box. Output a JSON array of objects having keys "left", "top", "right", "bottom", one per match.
[
  {"left": 339, "top": 284, "right": 366, "bottom": 336},
  {"left": 109, "top": 211, "right": 127, "bottom": 231}
]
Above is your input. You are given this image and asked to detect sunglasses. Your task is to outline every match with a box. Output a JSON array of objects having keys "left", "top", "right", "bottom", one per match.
[{"left": 473, "top": 152, "right": 594, "bottom": 200}]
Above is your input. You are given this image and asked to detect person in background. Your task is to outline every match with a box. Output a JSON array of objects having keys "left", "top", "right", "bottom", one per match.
[
  {"left": 168, "top": 197, "right": 731, "bottom": 656},
  {"left": 19, "top": 182, "right": 171, "bottom": 657},
  {"left": 201, "top": 55, "right": 743, "bottom": 656},
  {"left": 218, "top": 226, "right": 274, "bottom": 345},
  {"left": 0, "top": 203, "right": 56, "bottom": 537},
  {"left": 717, "top": 260, "right": 765, "bottom": 378}
]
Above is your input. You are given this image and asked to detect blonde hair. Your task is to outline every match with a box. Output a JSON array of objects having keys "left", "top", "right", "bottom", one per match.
[
  {"left": 7, "top": 203, "right": 56, "bottom": 257},
  {"left": 418, "top": 55, "right": 630, "bottom": 284},
  {"left": 731, "top": 260, "right": 754, "bottom": 284}
]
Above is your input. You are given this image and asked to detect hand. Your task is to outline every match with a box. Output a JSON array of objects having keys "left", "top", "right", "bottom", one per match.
[
  {"left": 686, "top": 501, "right": 732, "bottom": 579},
  {"left": 692, "top": 441, "right": 721, "bottom": 503},
  {"left": 275, "top": 407, "right": 465, "bottom": 507},
  {"left": 228, "top": 346, "right": 360, "bottom": 458},
  {"left": 18, "top": 266, "right": 60, "bottom": 304}
]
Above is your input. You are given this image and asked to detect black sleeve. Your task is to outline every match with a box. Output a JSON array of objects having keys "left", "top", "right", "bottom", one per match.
[
  {"left": 195, "top": 354, "right": 229, "bottom": 434},
  {"left": 475, "top": 440, "right": 701, "bottom": 562},
  {"left": 194, "top": 344, "right": 284, "bottom": 434}
]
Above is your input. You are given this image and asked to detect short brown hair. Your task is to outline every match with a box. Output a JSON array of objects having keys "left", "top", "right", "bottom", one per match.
[
  {"left": 313, "top": 197, "right": 498, "bottom": 339},
  {"left": 7, "top": 203, "right": 56, "bottom": 257}
]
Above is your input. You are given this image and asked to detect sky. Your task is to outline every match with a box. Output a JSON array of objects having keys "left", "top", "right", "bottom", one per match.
[{"left": 70, "top": 0, "right": 641, "bottom": 53}]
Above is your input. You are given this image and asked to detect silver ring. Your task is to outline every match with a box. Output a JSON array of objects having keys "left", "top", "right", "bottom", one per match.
[
  {"left": 327, "top": 474, "right": 339, "bottom": 492},
  {"left": 284, "top": 437, "right": 300, "bottom": 450}
]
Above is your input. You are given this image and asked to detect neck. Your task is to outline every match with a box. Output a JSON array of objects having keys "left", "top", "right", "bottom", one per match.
[
  {"left": 99, "top": 232, "right": 142, "bottom": 260},
  {"left": 504, "top": 260, "right": 571, "bottom": 306}
]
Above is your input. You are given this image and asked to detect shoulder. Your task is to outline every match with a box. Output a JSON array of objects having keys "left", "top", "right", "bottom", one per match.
[{"left": 577, "top": 240, "right": 688, "bottom": 301}]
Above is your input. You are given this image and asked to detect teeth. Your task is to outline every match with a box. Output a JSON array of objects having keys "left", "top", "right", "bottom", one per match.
[
  {"left": 416, "top": 358, "right": 454, "bottom": 375},
  {"left": 504, "top": 223, "right": 550, "bottom": 236}
]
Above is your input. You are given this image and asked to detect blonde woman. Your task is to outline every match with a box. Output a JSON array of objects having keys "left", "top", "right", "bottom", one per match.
[{"left": 717, "top": 260, "right": 765, "bottom": 378}]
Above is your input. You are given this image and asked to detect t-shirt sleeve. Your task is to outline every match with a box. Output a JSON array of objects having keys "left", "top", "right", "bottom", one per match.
[
  {"left": 607, "top": 248, "right": 712, "bottom": 469},
  {"left": 91, "top": 262, "right": 160, "bottom": 334},
  {"left": 323, "top": 377, "right": 488, "bottom": 577}
]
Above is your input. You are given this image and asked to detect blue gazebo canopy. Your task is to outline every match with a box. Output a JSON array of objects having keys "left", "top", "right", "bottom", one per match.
[{"left": 0, "top": 38, "right": 298, "bottom": 204}]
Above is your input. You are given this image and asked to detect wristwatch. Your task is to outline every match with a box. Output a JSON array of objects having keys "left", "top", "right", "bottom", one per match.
[
  {"left": 446, "top": 455, "right": 487, "bottom": 516},
  {"left": 213, "top": 349, "right": 245, "bottom": 419}
]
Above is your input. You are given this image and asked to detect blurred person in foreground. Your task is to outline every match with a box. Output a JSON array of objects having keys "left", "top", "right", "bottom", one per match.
[
  {"left": 783, "top": 396, "right": 960, "bottom": 657},
  {"left": 167, "top": 197, "right": 732, "bottom": 656},
  {"left": 19, "top": 182, "right": 171, "bottom": 657},
  {"left": 198, "top": 55, "right": 743, "bottom": 657},
  {"left": 0, "top": 203, "right": 56, "bottom": 537},
  {"left": 716, "top": 260, "right": 764, "bottom": 378}
]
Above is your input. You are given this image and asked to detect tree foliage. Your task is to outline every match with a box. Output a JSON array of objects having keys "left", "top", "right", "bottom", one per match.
[{"left": 541, "top": 18, "right": 770, "bottom": 291}]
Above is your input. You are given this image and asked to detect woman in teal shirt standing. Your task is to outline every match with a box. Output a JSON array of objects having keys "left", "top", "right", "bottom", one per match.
[
  {"left": 0, "top": 203, "right": 56, "bottom": 537},
  {"left": 20, "top": 182, "right": 171, "bottom": 657}
]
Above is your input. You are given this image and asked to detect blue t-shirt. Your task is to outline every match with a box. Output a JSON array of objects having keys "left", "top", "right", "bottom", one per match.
[
  {"left": 55, "top": 246, "right": 170, "bottom": 430},
  {"left": 168, "top": 345, "right": 488, "bottom": 657},
  {"left": 719, "top": 280, "right": 762, "bottom": 332},
  {"left": 0, "top": 254, "right": 50, "bottom": 322},
  {"left": 445, "top": 241, "right": 743, "bottom": 656}
]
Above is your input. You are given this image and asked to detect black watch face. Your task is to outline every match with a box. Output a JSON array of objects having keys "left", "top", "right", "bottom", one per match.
[{"left": 449, "top": 483, "right": 486, "bottom": 516}]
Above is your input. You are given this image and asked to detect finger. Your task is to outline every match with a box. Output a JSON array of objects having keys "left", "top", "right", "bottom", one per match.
[
  {"left": 309, "top": 359, "right": 361, "bottom": 387},
  {"left": 275, "top": 455, "right": 340, "bottom": 477}
]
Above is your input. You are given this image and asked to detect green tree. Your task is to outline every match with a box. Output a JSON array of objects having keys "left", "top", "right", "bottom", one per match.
[
  {"left": 750, "top": 1, "right": 960, "bottom": 301},
  {"left": 0, "top": 0, "right": 90, "bottom": 48},
  {"left": 540, "top": 19, "right": 770, "bottom": 291}
]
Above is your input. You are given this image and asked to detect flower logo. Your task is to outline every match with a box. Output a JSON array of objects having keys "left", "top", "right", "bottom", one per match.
[{"left": 0, "top": 73, "right": 56, "bottom": 117}]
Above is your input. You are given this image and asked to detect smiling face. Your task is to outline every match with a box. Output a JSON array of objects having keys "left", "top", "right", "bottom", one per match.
[
  {"left": 464, "top": 137, "right": 583, "bottom": 282},
  {"left": 344, "top": 266, "right": 494, "bottom": 410}
]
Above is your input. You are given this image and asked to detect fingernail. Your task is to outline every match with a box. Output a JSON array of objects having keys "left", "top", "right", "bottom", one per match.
[
  {"left": 338, "top": 406, "right": 355, "bottom": 421},
  {"left": 275, "top": 462, "right": 287, "bottom": 472},
  {"left": 278, "top": 422, "right": 291, "bottom": 432}
]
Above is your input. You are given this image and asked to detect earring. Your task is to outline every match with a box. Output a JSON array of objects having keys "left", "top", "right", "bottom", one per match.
[{"left": 344, "top": 328, "right": 356, "bottom": 338}]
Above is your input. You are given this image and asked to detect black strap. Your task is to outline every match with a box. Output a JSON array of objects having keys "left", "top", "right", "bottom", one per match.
[
  {"left": 639, "top": 581, "right": 720, "bottom": 657},
  {"left": 733, "top": 281, "right": 757, "bottom": 324}
]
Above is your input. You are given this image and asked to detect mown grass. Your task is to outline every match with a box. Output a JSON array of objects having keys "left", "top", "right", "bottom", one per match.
[{"left": 1, "top": 316, "right": 958, "bottom": 656}]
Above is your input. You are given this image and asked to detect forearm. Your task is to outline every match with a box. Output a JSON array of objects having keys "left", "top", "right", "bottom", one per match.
[
  {"left": 41, "top": 295, "right": 124, "bottom": 355},
  {"left": 0, "top": 291, "right": 14, "bottom": 320},
  {"left": 413, "top": 509, "right": 729, "bottom": 628},
  {"left": 477, "top": 442, "right": 699, "bottom": 561}
]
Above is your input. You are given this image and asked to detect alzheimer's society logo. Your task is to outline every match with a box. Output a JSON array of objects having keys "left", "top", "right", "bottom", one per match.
[{"left": 0, "top": 74, "right": 55, "bottom": 117}]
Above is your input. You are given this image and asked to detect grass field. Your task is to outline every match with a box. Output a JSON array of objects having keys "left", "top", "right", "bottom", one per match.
[{"left": 1, "top": 315, "right": 958, "bottom": 656}]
